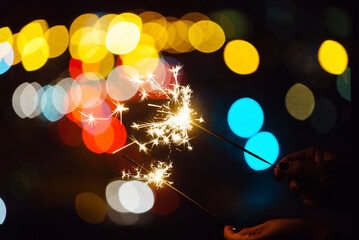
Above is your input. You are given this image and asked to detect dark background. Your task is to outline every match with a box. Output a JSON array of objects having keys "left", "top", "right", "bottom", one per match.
[{"left": 0, "top": 0, "right": 356, "bottom": 239}]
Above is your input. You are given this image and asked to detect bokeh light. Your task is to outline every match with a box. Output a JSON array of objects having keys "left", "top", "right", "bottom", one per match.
[
  {"left": 188, "top": 20, "right": 225, "bottom": 53},
  {"left": 285, "top": 83, "right": 315, "bottom": 120},
  {"left": 106, "top": 22, "right": 141, "bottom": 55},
  {"left": 17, "top": 20, "right": 50, "bottom": 71},
  {"left": 227, "top": 98, "right": 264, "bottom": 138},
  {"left": 243, "top": 131, "right": 279, "bottom": 171},
  {"left": 166, "top": 19, "right": 194, "bottom": 54},
  {"left": 22, "top": 37, "right": 50, "bottom": 71},
  {"left": 10, "top": 33, "right": 22, "bottom": 66},
  {"left": 45, "top": 25, "right": 69, "bottom": 58},
  {"left": 75, "top": 192, "right": 106, "bottom": 224},
  {"left": 0, "top": 41, "right": 14, "bottom": 74},
  {"left": 40, "top": 85, "right": 65, "bottom": 122},
  {"left": 336, "top": 67, "right": 351, "bottom": 101},
  {"left": 12, "top": 82, "right": 29, "bottom": 118},
  {"left": 119, "top": 180, "right": 155, "bottom": 214},
  {"left": 310, "top": 98, "right": 337, "bottom": 134},
  {"left": 224, "top": 39, "right": 260, "bottom": 75},
  {"left": 106, "top": 180, "right": 129, "bottom": 213},
  {"left": 19, "top": 82, "right": 39, "bottom": 118},
  {"left": 0, "top": 197, "right": 6, "bottom": 224},
  {"left": 0, "top": 27, "right": 13, "bottom": 45},
  {"left": 106, "top": 65, "right": 141, "bottom": 101},
  {"left": 318, "top": 40, "right": 348, "bottom": 75},
  {"left": 82, "top": 117, "right": 127, "bottom": 154},
  {"left": 121, "top": 44, "right": 160, "bottom": 76}
]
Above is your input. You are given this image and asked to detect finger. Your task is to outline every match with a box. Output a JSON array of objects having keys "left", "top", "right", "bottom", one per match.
[
  {"left": 275, "top": 160, "right": 319, "bottom": 181},
  {"left": 224, "top": 225, "right": 237, "bottom": 240},
  {"left": 274, "top": 149, "right": 309, "bottom": 180},
  {"left": 224, "top": 226, "right": 261, "bottom": 240}
]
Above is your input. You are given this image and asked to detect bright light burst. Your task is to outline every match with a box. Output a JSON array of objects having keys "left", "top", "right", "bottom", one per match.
[
  {"left": 122, "top": 161, "right": 173, "bottom": 188},
  {"left": 79, "top": 111, "right": 109, "bottom": 127},
  {"left": 110, "top": 101, "right": 129, "bottom": 122},
  {"left": 130, "top": 66, "right": 204, "bottom": 152}
]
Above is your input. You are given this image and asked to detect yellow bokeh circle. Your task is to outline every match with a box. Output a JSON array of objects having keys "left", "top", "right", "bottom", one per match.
[
  {"left": 106, "top": 22, "right": 141, "bottom": 55},
  {"left": 285, "top": 83, "right": 315, "bottom": 121},
  {"left": 223, "top": 40, "right": 260, "bottom": 75},
  {"left": 188, "top": 20, "right": 225, "bottom": 53},
  {"left": 318, "top": 40, "right": 348, "bottom": 75}
]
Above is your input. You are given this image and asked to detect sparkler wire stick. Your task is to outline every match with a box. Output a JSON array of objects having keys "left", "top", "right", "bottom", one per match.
[
  {"left": 191, "top": 122, "right": 273, "bottom": 166},
  {"left": 122, "top": 155, "right": 236, "bottom": 230}
]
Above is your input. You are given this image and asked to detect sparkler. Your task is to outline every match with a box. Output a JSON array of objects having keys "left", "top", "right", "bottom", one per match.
[
  {"left": 131, "top": 83, "right": 201, "bottom": 151},
  {"left": 122, "top": 155, "right": 237, "bottom": 230},
  {"left": 122, "top": 157, "right": 173, "bottom": 188},
  {"left": 128, "top": 65, "right": 272, "bottom": 166}
]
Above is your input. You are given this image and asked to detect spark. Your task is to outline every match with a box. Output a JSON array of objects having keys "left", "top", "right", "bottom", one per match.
[
  {"left": 79, "top": 111, "right": 108, "bottom": 127},
  {"left": 139, "top": 89, "right": 149, "bottom": 102},
  {"left": 112, "top": 138, "right": 149, "bottom": 154},
  {"left": 122, "top": 161, "right": 173, "bottom": 188},
  {"left": 110, "top": 101, "right": 129, "bottom": 122},
  {"left": 131, "top": 66, "right": 203, "bottom": 152},
  {"left": 169, "top": 65, "right": 183, "bottom": 84}
]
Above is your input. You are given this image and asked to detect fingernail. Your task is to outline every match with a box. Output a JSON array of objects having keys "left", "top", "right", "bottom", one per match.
[{"left": 279, "top": 162, "right": 289, "bottom": 171}]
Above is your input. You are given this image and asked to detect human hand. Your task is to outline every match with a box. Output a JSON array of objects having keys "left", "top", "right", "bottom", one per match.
[
  {"left": 274, "top": 147, "right": 352, "bottom": 209},
  {"left": 224, "top": 219, "right": 329, "bottom": 240}
]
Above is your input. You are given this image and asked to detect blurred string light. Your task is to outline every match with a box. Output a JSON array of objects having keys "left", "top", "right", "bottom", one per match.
[
  {"left": 224, "top": 40, "right": 260, "bottom": 75},
  {"left": 318, "top": 40, "right": 348, "bottom": 75},
  {"left": 3, "top": 11, "right": 229, "bottom": 75},
  {"left": 285, "top": 83, "right": 315, "bottom": 121},
  {"left": 336, "top": 67, "right": 351, "bottom": 101},
  {"left": 0, "top": 197, "right": 6, "bottom": 224},
  {"left": 75, "top": 192, "right": 106, "bottom": 224}
]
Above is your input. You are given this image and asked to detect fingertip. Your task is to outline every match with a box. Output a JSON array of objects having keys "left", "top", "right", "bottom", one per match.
[{"left": 225, "top": 225, "right": 234, "bottom": 231}]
